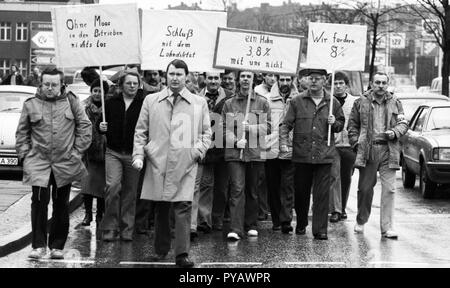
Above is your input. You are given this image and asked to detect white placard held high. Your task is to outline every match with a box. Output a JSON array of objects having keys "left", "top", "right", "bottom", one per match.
[
  {"left": 51, "top": 3, "right": 141, "bottom": 68},
  {"left": 214, "top": 28, "right": 302, "bottom": 75},
  {"left": 306, "top": 22, "right": 367, "bottom": 71},
  {"left": 141, "top": 10, "right": 227, "bottom": 72}
]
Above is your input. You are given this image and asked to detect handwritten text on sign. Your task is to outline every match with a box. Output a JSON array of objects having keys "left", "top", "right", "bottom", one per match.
[
  {"left": 213, "top": 28, "right": 302, "bottom": 74},
  {"left": 141, "top": 10, "right": 226, "bottom": 72},
  {"left": 306, "top": 22, "right": 367, "bottom": 71},
  {"left": 51, "top": 4, "right": 141, "bottom": 68}
]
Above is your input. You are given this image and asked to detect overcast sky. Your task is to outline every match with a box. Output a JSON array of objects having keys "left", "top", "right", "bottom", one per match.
[{"left": 99, "top": 0, "right": 344, "bottom": 10}]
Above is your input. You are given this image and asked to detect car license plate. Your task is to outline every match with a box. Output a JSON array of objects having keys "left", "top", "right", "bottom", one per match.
[{"left": 0, "top": 157, "right": 18, "bottom": 166}]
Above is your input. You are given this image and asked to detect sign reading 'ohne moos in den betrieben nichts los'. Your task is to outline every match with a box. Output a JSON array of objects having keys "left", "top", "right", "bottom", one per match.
[{"left": 51, "top": 3, "right": 141, "bottom": 68}]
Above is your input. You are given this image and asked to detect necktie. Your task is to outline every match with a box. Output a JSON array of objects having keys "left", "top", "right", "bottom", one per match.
[{"left": 172, "top": 92, "right": 179, "bottom": 106}]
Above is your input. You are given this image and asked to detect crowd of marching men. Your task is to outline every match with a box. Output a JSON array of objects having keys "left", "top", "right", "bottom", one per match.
[{"left": 16, "top": 59, "right": 407, "bottom": 267}]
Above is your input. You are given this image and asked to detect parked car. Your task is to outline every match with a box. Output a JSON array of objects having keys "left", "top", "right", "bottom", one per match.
[
  {"left": 417, "top": 86, "right": 431, "bottom": 93},
  {"left": 0, "top": 85, "right": 37, "bottom": 172},
  {"left": 66, "top": 69, "right": 118, "bottom": 102},
  {"left": 396, "top": 92, "right": 449, "bottom": 121},
  {"left": 393, "top": 85, "right": 417, "bottom": 93},
  {"left": 400, "top": 103, "right": 450, "bottom": 198},
  {"left": 430, "top": 76, "right": 450, "bottom": 94}
]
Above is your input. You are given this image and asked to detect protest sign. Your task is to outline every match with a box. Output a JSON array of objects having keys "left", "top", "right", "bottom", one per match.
[
  {"left": 51, "top": 3, "right": 141, "bottom": 68},
  {"left": 306, "top": 22, "right": 367, "bottom": 71},
  {"left": 141, "top": 10, "right": 227, "bottom": 72},
  {"left": 213, "top": 28, "right": 302, "bottom": 75}
]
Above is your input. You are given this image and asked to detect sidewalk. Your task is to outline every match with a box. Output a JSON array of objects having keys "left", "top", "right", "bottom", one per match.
[{"left": 0, "top": 183, "right": 83, "bottom": 258}]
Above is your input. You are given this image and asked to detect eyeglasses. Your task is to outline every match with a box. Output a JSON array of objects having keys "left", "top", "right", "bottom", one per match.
[
  {"left": 307, "top": 76, "right": 324, "bottom": 82},
  {"left": 42, "top": 82, "right": 60, "bottom": 88},
  {"left": 279, "top": 78, "right": 292, "bottom": 82},
  {"left": 374, "top": 80, "right": 388, "bottom": 85}
]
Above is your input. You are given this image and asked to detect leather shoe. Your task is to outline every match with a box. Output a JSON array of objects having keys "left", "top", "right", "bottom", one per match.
[
  {"left": 190, "top": 230, "right": 198, "bottom": 241},
  {"left": 281, "top": 223, "right": 293, "bottom": 234},
  {"left": 314, "top": 233, "right": 328, "bottom": 240},
  {"left": 341, "top": 211, "right": 347, "bottom": 220},
  {"left": 150, "top": 253, "right": 168, "bottom": 261},
  {"left": 176, "top": 255, "right": 194, "bottom": 268},
  {"left": 295, "top": 227, "right": 306, "bottom": 235},
  {"left": 329, "top": 212, "right": 341, "bottom": 223}
]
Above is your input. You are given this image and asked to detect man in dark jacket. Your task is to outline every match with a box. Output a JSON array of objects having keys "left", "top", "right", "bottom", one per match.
[
  {"left": 191, "top": 71, "right": 233, "bottom": 236},
  {"left": 348, "top": 72, "right": 408, "bottom": 239},
  {"left": 222, "top": 70, "right": 271, "bottom": 240},
  {"left": 280, "top": 68, "right": 344, "bottom": 240},
  {"left": 99, "top": 70, "right": 145, "bottom": 241}
]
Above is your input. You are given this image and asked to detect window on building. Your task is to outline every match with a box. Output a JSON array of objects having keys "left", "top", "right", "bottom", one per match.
[
  {"left": 16, "top": 22, "right": 28, "bottom": 42},
  {"left": 0, "top": 22, "right": 12, "bottom": 41},
  {"left": 0, "top": 59, "right": 10, "bottom": 79},
  {"left": 16, "top": 60, "right": 28, "bottom": 77}
]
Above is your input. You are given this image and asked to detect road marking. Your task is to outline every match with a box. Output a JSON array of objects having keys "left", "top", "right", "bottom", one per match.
[
  {"left": 285, "top": 262, "right": 345, "bottom": 265},
  {"left": 369, "top": 261, "right": 429, "bottom": 266},
  {"left": 200, "top": 262, "right": 263, "bottom": 266},
  {"left": 120, "top": 261, "right": 174, "bottom": 266},
  {"left": 34, "top": 259, "right": 95, "bottom": 264}
]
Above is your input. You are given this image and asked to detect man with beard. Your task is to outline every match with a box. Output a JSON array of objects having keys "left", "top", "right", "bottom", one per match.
[
  {"left": 191, "top": 72, "right": 233, "bottom": 237},
  {"left": 263, "top": 74, "right": 298, "bottom": 233},
  {"left": 143, "top": 70, "right": 165, "bottom": 94}
]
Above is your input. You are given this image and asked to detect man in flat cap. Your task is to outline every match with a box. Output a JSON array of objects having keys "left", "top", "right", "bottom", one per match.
[{"left": 280, "top": 68, "right": 345, "bottom": 240}]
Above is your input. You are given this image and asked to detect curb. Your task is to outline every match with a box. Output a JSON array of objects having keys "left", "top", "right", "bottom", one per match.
[{"left": 0, "top": 192, "right": 83, "bottom": 258}]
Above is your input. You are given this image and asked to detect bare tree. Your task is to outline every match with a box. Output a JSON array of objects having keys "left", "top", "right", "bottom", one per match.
[{"left": 408, "top": 0, "right": 450, "bottom": 96}]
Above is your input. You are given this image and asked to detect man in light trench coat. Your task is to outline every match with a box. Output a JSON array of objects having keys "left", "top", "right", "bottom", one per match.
[{"left": 132, "top": 59, "right": 212, "bottom": 268}]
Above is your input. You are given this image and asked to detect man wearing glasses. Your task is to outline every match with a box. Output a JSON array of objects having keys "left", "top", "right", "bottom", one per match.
[
  {"left": 348, "top": 72, "right": 408, "bottom": 239},
  {"left": 16, "top": 68, "right": 92, "bottom": 259},
  {"left": 329, "top": 71, "right": 358, "bottom": 223},
  {"left": 280, "top": 68, "right": 344, "bottom": 240},
  {"left": 99, "top": 70, "right": 145, "bottom": 242}
]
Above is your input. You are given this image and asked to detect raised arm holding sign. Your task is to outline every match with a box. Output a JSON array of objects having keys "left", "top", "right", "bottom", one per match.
[{"left": 306, "top": 22, "right": 367, "bottom": 146}]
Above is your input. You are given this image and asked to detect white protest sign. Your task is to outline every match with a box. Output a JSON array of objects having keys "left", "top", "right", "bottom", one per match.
[
  {"left": 51, "top": 3, "right": 141, "bottom": 68},
  {"left": 141, "top": 10, "right": 226, "bottom": 72},
  {"left": 214, "top": 28, "right": 302, "bottom": 74},
  {"left": 306, "top": 22, "right": 367, "bottom": 71}
]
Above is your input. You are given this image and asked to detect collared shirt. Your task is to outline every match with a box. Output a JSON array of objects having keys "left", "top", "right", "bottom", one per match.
[
  {"left": 372, "top": 94, "right": 388, "bottom": 141},
  {"left": 168, "top": 87, "right": 188, "bottom": 105}
]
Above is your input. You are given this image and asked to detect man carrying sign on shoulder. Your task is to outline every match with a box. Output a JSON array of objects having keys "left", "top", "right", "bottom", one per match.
[
  {"left": 222, "top": 70, "right": 271, "bottom": 241},
  {"left": 280, "top": 68, "right": 344, "bottom": 240}
]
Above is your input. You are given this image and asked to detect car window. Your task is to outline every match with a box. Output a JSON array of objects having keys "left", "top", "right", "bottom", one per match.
[
  {"left": 426, "top": 107, "right": 450, "bottom": 131},
  {"left": 0, "top": 92, "right": 31, "bottom": 112},
  {"left": 399, "top": 98, "right": 448, "bottom": 121},
  {"left": 413, "top": 107, "right": 429, "bottom": 132}
]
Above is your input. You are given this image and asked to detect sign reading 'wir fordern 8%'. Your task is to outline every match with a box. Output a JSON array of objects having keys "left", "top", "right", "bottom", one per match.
[{"left": 213, "top": 28, "right": 302, "bottom": 75}]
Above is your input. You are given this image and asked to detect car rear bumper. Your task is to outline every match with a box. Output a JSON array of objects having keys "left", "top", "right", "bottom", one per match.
[{"left": 426, "top": 162, "right": 450, "bottom": 184}]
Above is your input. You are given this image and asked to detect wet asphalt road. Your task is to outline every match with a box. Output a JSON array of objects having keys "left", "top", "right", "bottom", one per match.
[{"left": 1, "top": 170, "right": 450, "bottom": 268}]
